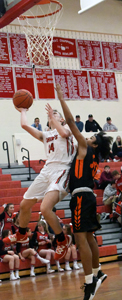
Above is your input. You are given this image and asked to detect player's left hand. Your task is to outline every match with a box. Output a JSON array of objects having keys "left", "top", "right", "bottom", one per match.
[{"left": 45, "top": 103, "right": 53, "bottom": 120}]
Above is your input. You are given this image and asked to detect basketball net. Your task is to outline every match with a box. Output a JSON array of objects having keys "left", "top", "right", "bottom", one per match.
[{"left": 18, "top": 0, "right": 63, "bottom": 65}]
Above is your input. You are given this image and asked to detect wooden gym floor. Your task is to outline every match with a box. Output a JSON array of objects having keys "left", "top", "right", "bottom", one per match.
[{"left": 0, "top": 261, "right": 122, "bottom": 300}]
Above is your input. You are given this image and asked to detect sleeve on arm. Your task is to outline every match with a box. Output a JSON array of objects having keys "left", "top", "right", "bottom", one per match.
[{"left": 0, "top": 212, "right": 5, "bottom": 221}]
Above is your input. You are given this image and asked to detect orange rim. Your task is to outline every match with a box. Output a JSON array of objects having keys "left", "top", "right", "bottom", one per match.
[{"left": 18, "top": 0, "right": 63, "bottom": 20}]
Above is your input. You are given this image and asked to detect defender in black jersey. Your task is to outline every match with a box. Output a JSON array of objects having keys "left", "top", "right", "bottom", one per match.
[{"left": 57, "top": 84, "right": 113, "bottom": 300}]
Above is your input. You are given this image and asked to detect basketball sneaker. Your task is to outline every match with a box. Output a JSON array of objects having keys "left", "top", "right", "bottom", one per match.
[
  {"left": 16, "top": 232, "right": 29, "bottom": 243},
  {"left": 82, "top": 276, "right": 101, "bottom": 300},
  {"left": 47, "top": 268, "right": 55, "bottom": 274},
  {"left": 97, "top": 270, "right": 107, "bottom": 283},
  {"left": 54, "top": 235, "right": 72, "bottom": 261},
  {"left": 10, "top": 273, "right": 17, "bottom": 281}
]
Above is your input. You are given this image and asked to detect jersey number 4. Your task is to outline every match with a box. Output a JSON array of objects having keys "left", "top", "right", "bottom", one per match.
[{"left": 49, "top": 143, "right": 54, "bottom": 153}]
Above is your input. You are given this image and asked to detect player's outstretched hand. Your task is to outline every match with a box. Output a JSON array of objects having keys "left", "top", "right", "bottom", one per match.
[
  {"left": 55, "top": 84, "right": 64, "bottom": 101},
  {"left": 14, "top": 107, "right": 28, "bottom": 113},
  {"left": 45, "top": 103, "right": 53, "bottom": 120}
]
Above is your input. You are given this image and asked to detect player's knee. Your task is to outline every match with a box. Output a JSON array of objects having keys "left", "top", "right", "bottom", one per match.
[
  {"left": 41, "top": 204, "right": 49, "bottom": 217},
  {"left": 20, "top": 199, "right": 31, "bottom": 212}
]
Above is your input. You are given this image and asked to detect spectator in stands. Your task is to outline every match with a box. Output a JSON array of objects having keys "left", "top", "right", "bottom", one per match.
[
  {"left": 106, "top": 149, "right": 120, "bottom": 162},
  {"left": 93, "top": 167, "right": 103, "bottom": 188},
  {"left": 16, "top": 227, "right": 49, "bottom": 277},
  {"left": 0, "top": 229, "right": 20, "bottom": 280},
  {"left": 31, "top": 221, "right": 64, "bottom": 273},
  {"left": 63, "top": 224, "right": 80, "bottom": 271},
  {"left": 85, "top": 114, "right": 102, "bottom": 132},
  {"left": 31, "top": 117, "right": 42, "bottom": 131},
  {"left": 75, "top": 115, "right": 84, "bottom": 132},
  {"left": 112, "top": 136, "right": 122, "bottom": 158},
  {"left": 103, "top": 180, "right": 118, "bottom": 210},
  {"left": 98, "top": 165, "right": 113, "bottom": 190},
  {"left": 0, "top": 203, "right": 14, "bottom": 233},
  {"left": 111, "top": 170, "right": 122, "bottom": 196},
  {"left": 103, "top": 117, "right": 118, "bottom": 132}
]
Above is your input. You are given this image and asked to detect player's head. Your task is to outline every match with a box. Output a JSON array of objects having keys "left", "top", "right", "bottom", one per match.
[
  {"left": 48, "top": 109, "right": 63, "bottom": 127},
  {"left": 111, "top": 170, "right": 120, "bottom": 180},
  {"left": 86, "top": 131, "right": 113, "bottom": 159},
  {"left": 4, "top": 203, "right": 14, "bottom": 214},
  {"left": 34, "top": 117, "right": 40, "bottom": 125},
  {"left": 53, "top": 109, "right": 63, "bottom": 122}
]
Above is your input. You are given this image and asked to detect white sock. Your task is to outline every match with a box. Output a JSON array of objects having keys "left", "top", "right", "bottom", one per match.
[
  {"left": 85, "top": 274, "right": 93, "bottom": 284},
  {"left": 55, "top": 260, "right": 60, "bottom": 269},
  {"left": 47, "top": 262, "right": 50, "bottom": 271},
  {"left": 92, "top": 266, "right": 100, "bottom": 277},
  {"left": 36, "top": 253, "right": 48, "bottom": 264},
  {"left": 10, "top": 270, "right": 14, "bottom": 275},
  {"left": 31, "top": 265, "right": 35, "bottom": 273},
  {"left": 15, "top": 270, "right": 19, "bottom": 277},
  {"left": 65, "top": 261, "right": 70, "bottom": 267}
]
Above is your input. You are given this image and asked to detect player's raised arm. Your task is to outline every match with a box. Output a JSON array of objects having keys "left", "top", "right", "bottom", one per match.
[
  {"left": 56, "top": 84, "right": 87, "bottom": 153},
  {"left": 15, "top": 107, "right": 43, "bottom": 142}
]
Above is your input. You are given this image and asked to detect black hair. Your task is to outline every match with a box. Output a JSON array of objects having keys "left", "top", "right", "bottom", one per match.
[
  {"left": 34, "top": 117, "right": 39, "bottom": 122},
  {"left": 93, "top": 131, "right": 113, "bottom": 159},
  {"left": 111, "top": 170, "right": 120, "bottom": 177},
  {"left": 4, "top": 203, "right": 14, "bottom": 213}
]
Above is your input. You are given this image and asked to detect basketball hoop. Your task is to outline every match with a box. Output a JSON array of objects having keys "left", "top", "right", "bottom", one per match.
[{"left": 18, "top": 0, "right": 63, "bottom": 65}]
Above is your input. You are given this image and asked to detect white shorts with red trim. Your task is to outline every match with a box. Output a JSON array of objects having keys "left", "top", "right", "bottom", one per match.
[{"left": 23, "top": 163, "right": 70, "bottom": 202}]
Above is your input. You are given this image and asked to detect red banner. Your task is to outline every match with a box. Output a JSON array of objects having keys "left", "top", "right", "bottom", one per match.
[
  {"left": 0, "top": 33, "right": 10, "bottom": 64},
  {"left": 9, "top": 33, "right": 30, "bottom": 65},
  {"left": 102, "top": 42, "right": 122, "bottom": 71},
  {"left": 54, "top": 69, "right": 90, "bottom": 99},
  {"left": 77, "top": 40, "right": 103, "bottom": 69},
  {"left": 35, "top": 68, "right": 55, "bottom": 99},
  {"left": 53, "top": 37, "right": 77, "bottom": 58},
  {"left": 0, "top": 67, "right": 15, "bottom": 98},
  {"left": 89, "top": 71, "right": 118, "bottom": 100},
  {"left": 15, "top": 67, "right": 35, "bottom": 98}
]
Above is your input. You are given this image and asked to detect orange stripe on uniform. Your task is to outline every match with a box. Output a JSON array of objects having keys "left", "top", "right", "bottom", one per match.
[
  {"left": 75, "top": 159, "right": 83, "bottom": 179},
  {"left": 74, "top": 196, "right": 82, "bottom": 230}
]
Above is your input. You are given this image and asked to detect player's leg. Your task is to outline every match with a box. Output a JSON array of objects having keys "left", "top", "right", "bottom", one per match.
[
  {"left": 75, "top": 232, "right": 101, "bottom": 300},
  {"left": 19, "top": 198, "right": 37, "bottom": 228},
  {"left": 16, "top": 198, "right": 37, "bottom": 242},
  {"left": 87, "top": 232, "right": 107, "bottom": 283},
  {"left": 41, "top": 190, "right": 62, "bottom": 234},
  {"left": 41, "top": 191, "right": 71, "bottom": 260}
]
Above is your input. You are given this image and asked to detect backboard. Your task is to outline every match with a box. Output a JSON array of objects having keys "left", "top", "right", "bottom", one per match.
[
  {"left": 0, "top": 0, "right": 50, "bottom": 29},
  {"left": 78, "top": 0, "right": 105, "bottom": 14}
]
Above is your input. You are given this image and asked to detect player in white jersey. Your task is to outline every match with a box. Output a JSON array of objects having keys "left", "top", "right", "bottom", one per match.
[{"left": 13, "top": 98, "right": 75, "bottom": 261}]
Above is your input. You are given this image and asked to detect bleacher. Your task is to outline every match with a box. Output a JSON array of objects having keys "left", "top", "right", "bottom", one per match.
[{"left": 0, "top": 159, "right": 122, "bottom": 280}]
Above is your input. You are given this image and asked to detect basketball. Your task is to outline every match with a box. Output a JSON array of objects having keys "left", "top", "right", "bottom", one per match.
[{"left": 13, "top": 89, "right": 33, "bottom": 109}]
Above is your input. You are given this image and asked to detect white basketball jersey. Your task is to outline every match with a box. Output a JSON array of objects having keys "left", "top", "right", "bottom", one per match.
[{"left": 43, "top": 127, "right": 75, "bottom": 166}]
